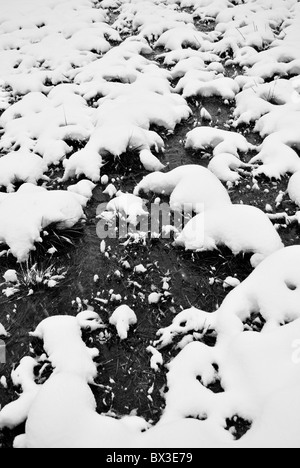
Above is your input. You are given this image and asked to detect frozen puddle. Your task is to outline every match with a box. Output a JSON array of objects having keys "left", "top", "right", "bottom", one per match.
[{"left": 0, "top": 0, "right": 300, "bottom": 449}]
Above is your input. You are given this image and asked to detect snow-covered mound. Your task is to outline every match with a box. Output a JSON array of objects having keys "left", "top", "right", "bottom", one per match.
[
  {"left": 0, "top": 184, "right": 88, "bottom": 262},
  {"left": 0, "top": 150, "right": 48, "bottom": 192},
  {"left": 109, "top": 305, "right": 137, "bottom": 340},
  {"left": 186, "top": 127, "right": 254, "bottom": 157},
  {"left": 288, "top": 171, "right": 300, "bottom": 207},
  {"left": 176, "top": 73, "right": 240, "bottom": 100},
  {"left": 208, "top": 153, "right": 252, "bottom": 186},
  {"left": 134, "top": 165, "right": 231, "bottom": 213},
  {"left": 104, "top": 193, "right": 148, "bottom": 227},
  {"left": 175, "top": 204, "right": 284, "bottom": 267},
  {"left": 251, "top": 136, "right": 300, "bottom": 180},
  {"left": 0, "top": 86, "right": 95, "bottom": 166}
]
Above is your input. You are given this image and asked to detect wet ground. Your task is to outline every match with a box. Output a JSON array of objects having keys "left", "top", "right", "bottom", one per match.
[{"left": 0, "top": 7, "right": 300, "bottom": 448}]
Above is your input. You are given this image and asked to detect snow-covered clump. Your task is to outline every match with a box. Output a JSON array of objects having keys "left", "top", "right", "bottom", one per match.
[
  {"left": 147, "top": 346, "right": 164, "bottom": 372},
  {"left": 223, "top": 276, "right": 240, "bottom": 289},
  {"left": 208, "top": 153, "right": 252, "bottom": 186},
  {"left": 0, "top": 150, "right": 48, "bottom": 192},
  {"left": 62, "top": 148, "right": 103, "bottom": 183},
  {"left": 288, "top": 171, "right": 300, "bottom": 207},
  {"left": 0, "top": 87, "right": 95, "bottom": 166},
  {"left": 0, "top": 184, "right": 87, "bottom": 262},
  {"left": 103, "top": 184, "right": 118, "bottom": 199},
  {"left": 3, "top": 269, "right": 18, "bottom": 283},
  {"left": 0, "top": 323, "right": 7, "bottom": 337},
  {"left": 105, "top": 194, "right": 148, "bottom": 226},
  {"left": 67, "top": 180, "right": 96, "bottom": 200},
  {"left": 135, "top": 165, "right": 231, "bottom": 213},
  {"left": 0, "top": 357, "right": 40, "bottom": 430},
  {"left": 233, "top": 80, "right": 297, "bottom": 126},
  {"left": 148, "top": 292, "right": 162, "bottom": 305},
  {"left": 109, "top": 305, "right": 137, "bottom": 340},
  {"left": 30, "top": 314, "right": 101, "bottom": 382},
  {"left": 176, "top": 74, "right": 240, "bottom": 100},
  {"left": 186, "top": 127, "right": 254, "bottom": 157},
  {"left": 115, "top": 0, "right": 193, "bottom": 42},
  {"left": 251, "top": 136, "right": 300, "bottom": 180},
  {"left": 174, "top": 204, "right": 284, "bottom": 267},
  {"left": 154, "top": 25, "right": 212, "bottom": 52}
]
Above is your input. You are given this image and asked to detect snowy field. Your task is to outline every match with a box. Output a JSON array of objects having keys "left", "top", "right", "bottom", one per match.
[{"left": 0, "top": 0, "right": 300, "bottom": 449}]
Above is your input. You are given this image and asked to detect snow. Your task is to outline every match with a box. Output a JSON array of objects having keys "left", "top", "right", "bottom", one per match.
[
  {"left": 0, "top": 323, "right": 7, "bottom": 337},
  {"left": 177, "top": 74, "right": 240, "bottom": 100},
  {"left": 134, "top": 165, "right": 231, "bottom": 213},
  {"left": 103, "top": 184, "right": 118, "bottom": 199},
  {"left": 30, "top": 315, "right": 100, "bottom": 382},
  {"left": 61, "top": 148, "right": 103, "bottom": 183},
  {"left": 0, "top": 184, "right": 87, "bottom": 262},
  {"left": 105, "top": 194, "right": 148, "bottom": 227},
  {"left": 109, "top": 305, "right": 138, "bottom": 340},
  {"left": 288, "top": 171, "right": 300, "bottom": 207},
  {"left": 3, "top": 269, "right": 18, "bottom": 283},
  {"left": 208, "top": 153, "right": 252, "bottom": 186},
  {"left": 134, "top": 265, "right": 147, "bottom": 274},
  {"left": 148, "top": 292, "right": 162, "bottom": 305},
  {"left": 101, "top": 175, "right": 109, "bottom": 186},
  {"left": 147, "top": 346, "right": 164, "bottom": 372},
  {"left": 0, "top": 150, "right": 48, "bottom": 192},
  {"left": 223, "top": 277, "right": 241, "bottom": 289},
  {"left": 175, "top": 205, "right": 284, "bottom": 268},
  {"left": 0, "top": 357, "right": 40, "bottom": 430},
  {"left": 186, "top": 127, "right": 254, "bottom": 157},
  {"left": 67, "top": 180, "right": 96, "bottom": 200}
]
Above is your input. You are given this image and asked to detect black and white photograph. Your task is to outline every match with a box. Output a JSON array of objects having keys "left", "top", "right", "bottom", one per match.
[{"left": 0, "top": 0, "right": 299, "bottom": 450}]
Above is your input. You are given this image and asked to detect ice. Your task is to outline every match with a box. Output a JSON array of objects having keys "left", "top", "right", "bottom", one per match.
[{"left": 109, "top": 305, "right": 138, "bottom": 340}]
